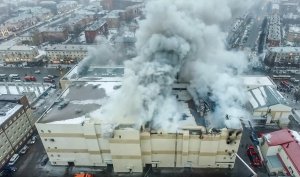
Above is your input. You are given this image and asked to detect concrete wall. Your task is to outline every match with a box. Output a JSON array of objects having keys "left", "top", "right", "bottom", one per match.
[
  {"left": 278, "top": 147, "right": 300, "bottom": 177},
  {"left": 36, "top": 120, "right": 242, "bottom": 173}
]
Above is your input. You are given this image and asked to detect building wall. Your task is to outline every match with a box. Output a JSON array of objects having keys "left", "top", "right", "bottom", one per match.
[
  {"left": 0, "top": 105, "right": 33, "bottom": 169},
  {"left": 278, "top": 147, "right": 300, "bottom": 177},
  {"left": 0, "top": 47, "right": 39, "bottom": 64},
  {"left": 46, "top": 50, "right": 88, "bottom": 64},
  {"left": 253, "top": 104, "right": 291, "bottom": 125},
  {"left": 36, "top": 120, "right": 242, "bottom": 173}
]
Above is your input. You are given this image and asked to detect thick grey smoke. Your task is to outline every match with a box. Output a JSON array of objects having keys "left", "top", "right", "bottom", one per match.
[
  {"left": 77, "top": 37, "right": 123, "bottom": 76},
  {"left": 98, "top": 0, "right": 254, "bottom": 132}
]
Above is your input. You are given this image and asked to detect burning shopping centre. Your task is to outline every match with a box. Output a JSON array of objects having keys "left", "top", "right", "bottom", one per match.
[{"left": 36, "top": 0, "right": 256, "bottom": 172}]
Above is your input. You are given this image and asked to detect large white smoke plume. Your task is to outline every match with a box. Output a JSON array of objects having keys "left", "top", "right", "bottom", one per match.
[{"left": 98, "top": 0, "right": 255, "bottom": 132}]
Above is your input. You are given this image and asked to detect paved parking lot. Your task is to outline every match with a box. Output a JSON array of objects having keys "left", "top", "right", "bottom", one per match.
[{"left": 0, "top": 66, "right": 70, "bottom": 84}]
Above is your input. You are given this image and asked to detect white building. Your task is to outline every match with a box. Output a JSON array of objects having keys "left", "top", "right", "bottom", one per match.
[
  {"left": 0, "top": 95, "right": 34, "bottom": 169},
  {"left": 37, "top": 66, "right": 242, "bottom": 173},
  {"left": 260, "top": 129, "right": 300, "bottom": 177},
  {"left": 247, "top": 86, "right": 292, "bottom": 126}
]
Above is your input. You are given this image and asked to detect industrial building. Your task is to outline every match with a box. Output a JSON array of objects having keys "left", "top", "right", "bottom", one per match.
[
  {"left": 260, "top": 129, "right": 300, "bottom": 177},
  {"left": 37, "top": 65, "right": 242, "bottom": 173},
  {"left": 0, "top": 95, "right": 34, "bottom": 169},
  {"left": 246, "top": 86, "right": 292, "bottom": 127}
]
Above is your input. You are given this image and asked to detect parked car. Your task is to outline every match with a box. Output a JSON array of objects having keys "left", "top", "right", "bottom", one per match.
[
  {"left": 3, "top": 166, "right": 17, "bottom": 172},
  {"left": 0, "top": 74, "right": 8, "bottom": 81},
  {"left": 9, "top": 74, "right": 20, "bottom": 81},
  {"left": 47, "top": 75, "right": 54, "bottom": 79},
  {"left": 8, "top": 154, "right": 20, "bottom": 166},
  {"left": 30, "top": 135, "right": 37, "bottom": 144},
  {"left": 43, "top": 77, "right": 55, "bottom": 83},
  {"left": 19, "top": 145, "right": 29, "bottom": 154},
  {"left": 247, "top": 145, "right": 262, "bottom": 167},
  {"left": 34, "top": 70, "right": 41, "bottom": 74},
  {"left": 41, "top": 157, "right": 49, "bottom": 166},
  {"left": 24, "top": 76, "right": 37, "bottom": 82}
]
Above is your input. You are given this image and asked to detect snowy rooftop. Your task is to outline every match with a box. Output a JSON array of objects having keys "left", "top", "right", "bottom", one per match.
[
  {"left": 247, "top": 86, "right": 287, "bottom": 109},
  {"left": 39, "top": 81, "right": 122, "bottom": 123},
  {"left": 0, "top": 82, "right": 51, "bottom": 103},
  {"left": 269, "top": 47, "right": 300, "bottom": 53},
  {"left": 289, "top": 26, "right": 300, "bottom": 33},
  {"left": 86, "top": 20, "right": 107, "bottom": 31},
  {"left": 62, "top": 65, "right": 124, "bottom": 81},
  {"left": 44, "top": 44, "right": 96, "bottom": 51},
  {"left": 242, "top": 76, "right": 276, "bottom": 90},
  {"left": 0, "top": 102, "right": 22, "bottom": 125}
]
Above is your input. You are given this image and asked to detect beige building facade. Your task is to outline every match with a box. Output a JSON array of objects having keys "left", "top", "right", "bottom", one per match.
[
  {"left": 36, "top": 121, "right": 241, "bottom": 172},
  {"left": 0, "top": 95, "right": 34, "bottom": 169},
  {"left": 44, "top": 45, "right": 96, "bottom": 64},
  {"left": 0, "top": 45, "right": 41, "bottom": 64}
]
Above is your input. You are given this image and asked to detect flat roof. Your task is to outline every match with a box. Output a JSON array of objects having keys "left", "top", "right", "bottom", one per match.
[
  {"left": 39, "top": 81, "right": 121, "bottom": 123},
  {"left": 44, "top": 45, "right": 96, "bottom": 51},
  {"left": 0, "top": 82, "right": 51, "bottom": 103},
  {"left": 63, "top": 65, "right": 124, "bottom": 81},
  {"left": 269, "top": 47, "right": 300, "bottom": 53},
  {"left": 0, "top": 45, "right": 37, "bottom": 51},
  {"left": 0, "top": 102, "right": 22, "bottom": 125},
  {"left": 39, "top": 80, "right": 210, "bottom": 130},
  {"left": 289, "top": 26, "right": 300, "bottom": 33},
  {"left": 242, "top": 76, "right": 276, "bottom": 89},
  {"left": 86, "top": 20, "right": 106, "bottom": 31}
]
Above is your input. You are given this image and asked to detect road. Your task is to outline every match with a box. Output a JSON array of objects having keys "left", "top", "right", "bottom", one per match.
[{"left": 244, "top": 1, "right": 269, "bottom": 50}]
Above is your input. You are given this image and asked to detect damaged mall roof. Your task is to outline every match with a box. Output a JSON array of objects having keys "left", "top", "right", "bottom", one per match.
[{"left": 38, "top": 81, "right": 121, "bottom": 123}]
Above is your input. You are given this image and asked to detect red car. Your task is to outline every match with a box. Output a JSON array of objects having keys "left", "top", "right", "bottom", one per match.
[
  {"left": 247, "top": 145, "right": 262, "bottom": 167},
  {"left": 24, "top": 76, "right": 37, "bottom": 82}
]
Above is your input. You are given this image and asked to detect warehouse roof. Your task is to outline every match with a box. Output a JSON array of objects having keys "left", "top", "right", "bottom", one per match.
[
  {"left": 242, "top": 76, "right": 276, "bottom": 90},
  {"left": 247, "top": 86, "right": 287, "bottom": 109}
]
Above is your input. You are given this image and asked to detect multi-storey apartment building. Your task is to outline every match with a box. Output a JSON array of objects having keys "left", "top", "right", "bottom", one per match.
[
  {"left": 0, "top": 46, "right": 43, "bottom": 64},
  {"left": 44, "top": 45, "right": 96, "bottom": 64},
  {"left": 0, "top": 95, "right": 34, "bottom": 169}
]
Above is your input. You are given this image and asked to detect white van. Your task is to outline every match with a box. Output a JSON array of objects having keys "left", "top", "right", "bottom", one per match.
[{"left": 8, "top": 154, "right": 19, "bottom": 166}]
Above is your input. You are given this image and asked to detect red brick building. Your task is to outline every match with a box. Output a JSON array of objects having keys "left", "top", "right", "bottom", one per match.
[{"left": 85, "top": 20, "right": 108, "bottom": 43}]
